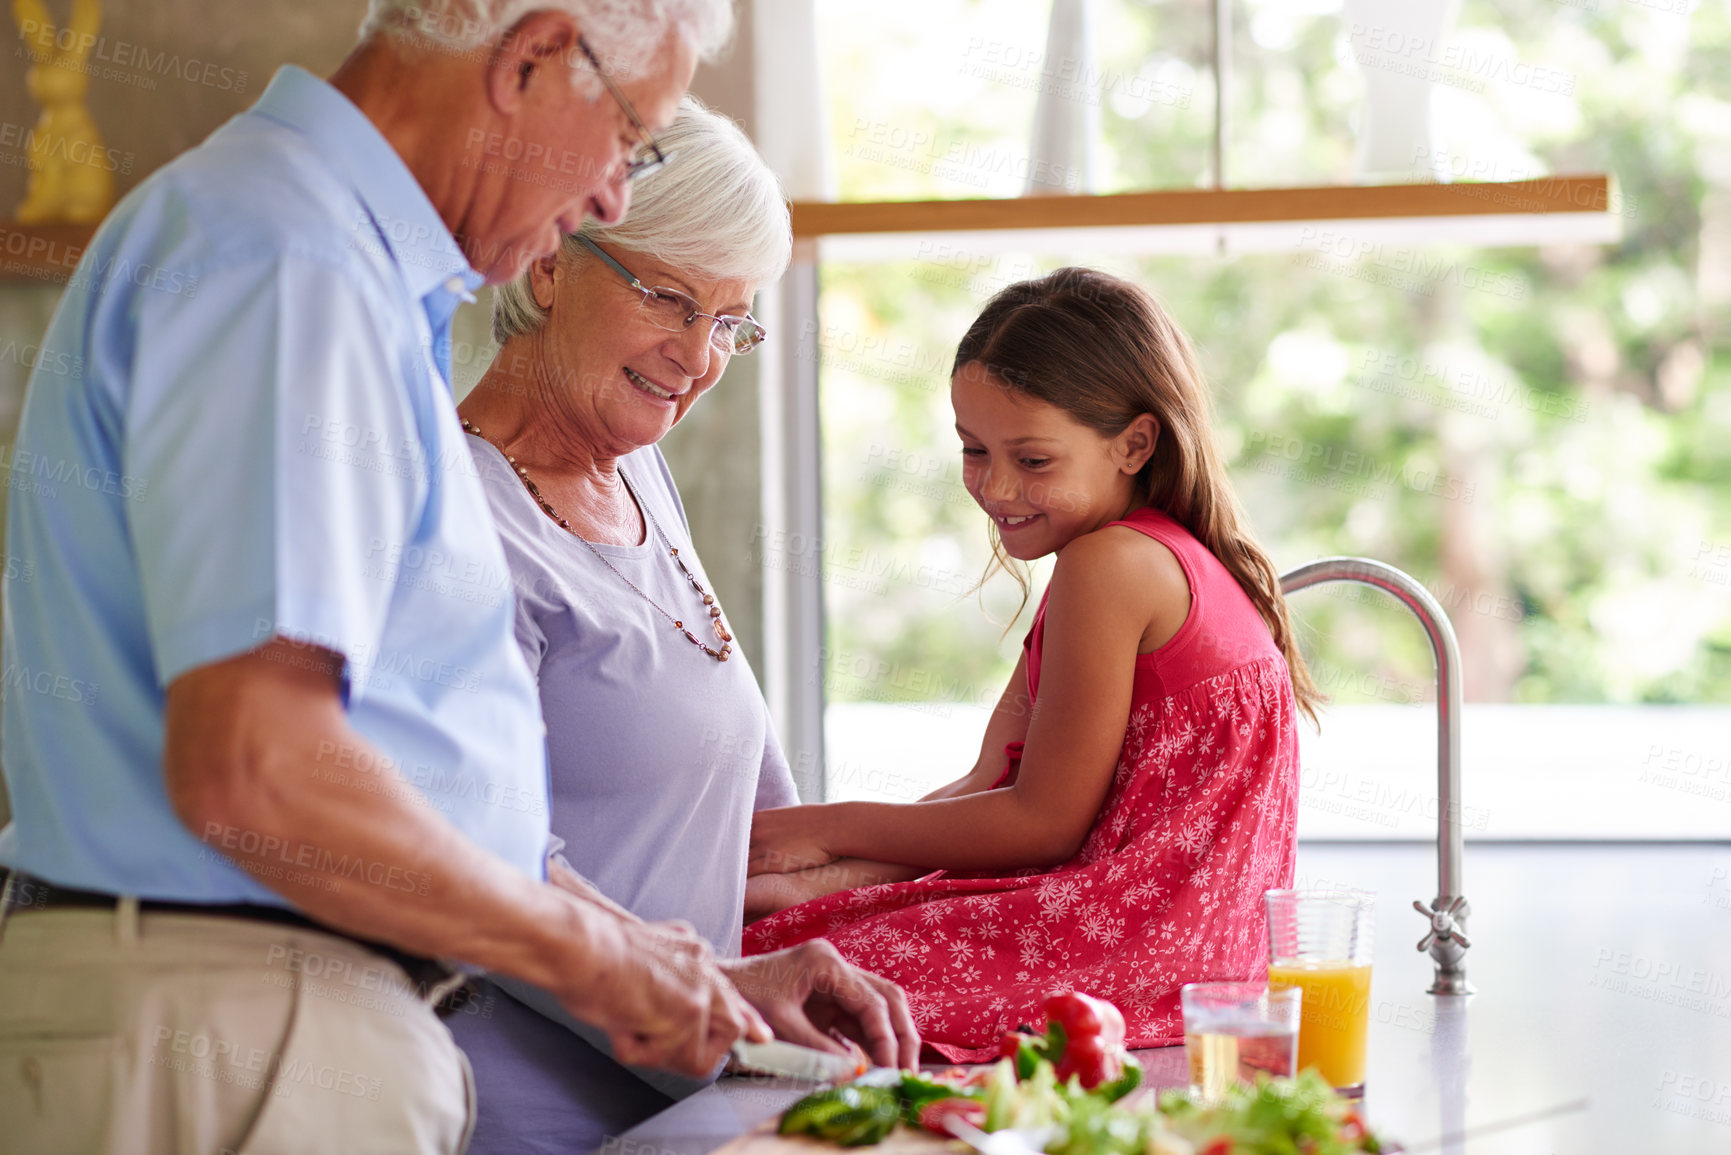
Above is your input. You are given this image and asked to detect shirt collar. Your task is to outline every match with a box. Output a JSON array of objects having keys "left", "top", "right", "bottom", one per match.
[{"left": 250, "top": 65, "right": 482, "bottom": 304}]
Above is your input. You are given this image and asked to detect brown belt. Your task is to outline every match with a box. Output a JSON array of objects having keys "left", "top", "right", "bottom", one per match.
[{"left": 2, "top": 872, "right": 462, "bottom": 1008}]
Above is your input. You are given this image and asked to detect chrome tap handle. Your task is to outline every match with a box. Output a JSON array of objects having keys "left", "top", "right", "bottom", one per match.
[
  {"left": 1417, "top": 894, "right": 1477, "bottom": 995},
  {"left": 1414, "top": 897, "right": 1471, "bottom": 951},
  {"left": 1415, "top": 899, "right": 1439, "bottom": 952},
  {"left": 1442, "top": 896, "right": 1472, "bottom": 948}
]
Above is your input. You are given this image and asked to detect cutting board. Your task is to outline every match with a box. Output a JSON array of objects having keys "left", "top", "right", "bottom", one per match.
[{"left": 711, "top": 1120, "right": 963, "bottom": 1155}]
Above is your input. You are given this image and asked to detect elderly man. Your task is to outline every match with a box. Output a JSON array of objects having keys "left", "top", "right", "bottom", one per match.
[{"left": 0, "top": 2, "right": 914, "bottom": 1152}]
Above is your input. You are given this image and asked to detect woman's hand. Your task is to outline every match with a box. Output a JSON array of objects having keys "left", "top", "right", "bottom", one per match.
[
  {"left": 747, "top": 804, "right": 838, "bottom": 876},
  {"left": 718, "top": 941, "right": 921, "bottom": 1070}
]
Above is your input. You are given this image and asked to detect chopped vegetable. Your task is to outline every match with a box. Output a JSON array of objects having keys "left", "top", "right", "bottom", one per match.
[
  {"left": 894, "top": 1071, "right": 980, "bottom": 1127},
  {"left": 982, "top": 1055, "right": 1024, "bottom": 1133},
  {"left": 983, "top": 1055, "right": 1067, "bottom": 1132},
  {"left": 775, "top": 994, "right": 1387, "bottom": 1155},
  {"left": 1045, "top": 992, "right": 1125, "bottom": 1048},
  {"left": 1000, "top": 1028, "right": 1051, "bottom": 1080},
  {"left": 1095, "top": 1056, "right": 1143, "bottom": 1103},
  {"left": 779, "top": 1087, "right": 860, "bottom": 1134},
  {"left": 1045, "top": 1083, "right": 1144, "bottom": 1155},
  {"left": 916, "top": 1097, "right": 988, "bottom": 1134},
  {"left": 1013, "top": 990, "right": 1131, "bottom": 1091},
  {"left": 784, "top": 1072, "right": 990, "bottom": 1144},
  {"left": 778, "top": 1085, "right": 899, "bottom": 1147},
  {"left": 1156, "top": 1070, "right": 1384, "bottom": 1155}
]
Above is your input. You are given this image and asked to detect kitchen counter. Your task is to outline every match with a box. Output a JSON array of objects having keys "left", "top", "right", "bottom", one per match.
[{"left": 613, "top": 842, "right": 1731, "bottom": 1155}]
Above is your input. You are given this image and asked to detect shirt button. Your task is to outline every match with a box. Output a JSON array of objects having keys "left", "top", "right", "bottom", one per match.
[{"left": 444, "top": 276, "right": 464, "bottom": 294}]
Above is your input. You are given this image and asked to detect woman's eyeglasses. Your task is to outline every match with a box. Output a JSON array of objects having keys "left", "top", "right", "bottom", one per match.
[
  {"left": 578, "top": 236, "right": 767, "bottom": 356},
  {"left": 575, "top": 36, "right": 671, "bottom": 183}
]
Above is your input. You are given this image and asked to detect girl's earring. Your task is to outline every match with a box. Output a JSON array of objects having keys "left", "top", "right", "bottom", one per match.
[{"left": 1123, "top": 419, "right": 1158, "bottom": 474}]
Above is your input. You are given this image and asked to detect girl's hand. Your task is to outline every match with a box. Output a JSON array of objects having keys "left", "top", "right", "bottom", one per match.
[
  {"left": 748, "top": 805, "right": 837, "bottom": 875},
  {"left": 744, "top": 858, "right": 929, "bottom": 922},
  {"left": 743, "top": 872, "right": 800, "bottom": 922}
]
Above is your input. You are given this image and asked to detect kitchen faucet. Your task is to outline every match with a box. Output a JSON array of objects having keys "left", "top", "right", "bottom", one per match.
[{"left": 1280, "top": 557, "right": 1476, "bottom": 996}]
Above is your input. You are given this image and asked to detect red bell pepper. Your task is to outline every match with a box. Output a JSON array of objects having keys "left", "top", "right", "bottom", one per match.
[
  {"left": 996, "top": 992, "right": 1142, "bottom": 1096},
  {"left": 999, "top": 1028, "right": 1049, "bottom": 1080},
  {"left": 1043, "top": 991, "right": 1128, "bottom": 1090}
]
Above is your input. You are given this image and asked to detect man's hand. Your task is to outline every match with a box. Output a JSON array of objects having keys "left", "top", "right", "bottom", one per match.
[
  {"left": 719, "top": 942, "right": 920, "bottom": 1071},
  {"left": 748, "top": 805, "right": 838, "bottom": 876},
  {"left": 562, "top": 914, "right": 770, "bottom": 1076}
]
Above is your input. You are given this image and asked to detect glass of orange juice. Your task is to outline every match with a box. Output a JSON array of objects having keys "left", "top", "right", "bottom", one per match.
[{"left": 1264, "top": 889, "right": 1376, "bottom": 1097}]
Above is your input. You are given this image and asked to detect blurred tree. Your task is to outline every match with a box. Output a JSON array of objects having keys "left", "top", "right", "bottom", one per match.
[{"left": 816, "top": 0, "right": 1731, "bottom": 710}]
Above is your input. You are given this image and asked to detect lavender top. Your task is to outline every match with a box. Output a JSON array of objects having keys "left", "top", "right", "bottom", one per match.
[
  {"left": 447, "top": 435, "right": 798, "bottom": 1154},
  {"left": 464, "top": 433, "right": 797, "bottom": 951}
]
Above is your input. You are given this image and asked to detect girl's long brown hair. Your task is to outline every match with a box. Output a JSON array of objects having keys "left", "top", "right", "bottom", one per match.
[{"left": 955, "top": 267, "right": 1321, "bottom": 724}]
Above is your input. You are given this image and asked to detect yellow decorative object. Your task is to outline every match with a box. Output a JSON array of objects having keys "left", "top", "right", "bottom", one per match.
[{"left": 12, "top": 0, "right": 115, "bottom": 224}]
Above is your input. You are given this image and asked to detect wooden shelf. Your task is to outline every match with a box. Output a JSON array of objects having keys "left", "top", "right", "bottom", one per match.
[
  {"left": 0, "top": 176, "right": 1615, "bottom": 281},
  {"left": 791, "top": 176, "right": 1613, "bottom": 238},
  {"left": 0, "top": 220, "right": 98, "bottom": 284}
]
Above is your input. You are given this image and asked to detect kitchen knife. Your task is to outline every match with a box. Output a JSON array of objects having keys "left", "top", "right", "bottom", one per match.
[{"left": 729, "top": 1038, "right": 867, "bottom": 1082}]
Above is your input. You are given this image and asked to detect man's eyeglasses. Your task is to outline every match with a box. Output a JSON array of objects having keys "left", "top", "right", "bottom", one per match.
[
  {"left": 575, "top": 36, "right": 670, "bottom": 183},
  {"left": 578, "top": 236, "right": 766, "bottom": 356}
]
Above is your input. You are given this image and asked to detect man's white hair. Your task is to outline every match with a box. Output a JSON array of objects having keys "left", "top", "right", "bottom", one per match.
[
  {"left": 361, "top": 1, "right": 733, "bottom": 76},
  {"left": 492, "top": 95, "right": 791, "bottom": 346}
]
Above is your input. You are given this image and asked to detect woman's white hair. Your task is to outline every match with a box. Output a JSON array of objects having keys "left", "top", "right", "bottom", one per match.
[
  {"left": 491, "top": 95, "right": 791, "bottom": 346},
  {"left": 361, "top": 0, "right": 733, "bottom": 77}
]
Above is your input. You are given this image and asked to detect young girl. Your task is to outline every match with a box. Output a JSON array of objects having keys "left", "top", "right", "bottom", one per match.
[{"left": 744, "top": 267, "right": 1321, "bottom": 1060}]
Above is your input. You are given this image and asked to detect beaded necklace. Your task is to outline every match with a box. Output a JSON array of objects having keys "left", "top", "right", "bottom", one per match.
[{"left": 463, "top": 420, "right": 733, "bottom": 662}]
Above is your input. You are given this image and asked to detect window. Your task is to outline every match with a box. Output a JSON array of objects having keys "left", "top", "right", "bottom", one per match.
[{"left": 812, "top": 0, "right": 1731, "bottom": 837}]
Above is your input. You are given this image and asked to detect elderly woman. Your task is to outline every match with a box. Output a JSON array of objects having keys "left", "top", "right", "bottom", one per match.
[{"left": 447, "top": 100, "right": 918, "bottom": 1154}]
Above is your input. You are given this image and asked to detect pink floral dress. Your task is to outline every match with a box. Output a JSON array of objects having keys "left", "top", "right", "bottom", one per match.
[{"left": 743, "top": 508, "right": 1300, "bottom": 1061}]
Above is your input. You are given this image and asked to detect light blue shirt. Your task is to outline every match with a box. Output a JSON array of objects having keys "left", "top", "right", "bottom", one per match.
[{"left": 0, "top": 66, "right": 551, "bottom": 902}]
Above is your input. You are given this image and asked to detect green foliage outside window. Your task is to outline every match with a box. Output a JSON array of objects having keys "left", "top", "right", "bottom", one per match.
[{"left": 817, "top": 0, "right": 1731, "bottom": 710}]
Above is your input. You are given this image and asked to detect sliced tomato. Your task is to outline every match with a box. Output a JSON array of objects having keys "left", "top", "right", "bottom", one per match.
[
  {"left": 1199, "top": 1137, "right": 1234, "bottom": 1155},
  {"left": 917, "top": 1097, "right": 988, "bottom": 1135},
  {"left": 1340, "top": 1108, "right": 1366, "bottom": 1141}
]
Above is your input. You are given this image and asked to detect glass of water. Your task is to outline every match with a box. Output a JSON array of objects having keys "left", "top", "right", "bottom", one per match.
[{"left": 1180, "top": 982, "right": 1302, "bottom": 1102}]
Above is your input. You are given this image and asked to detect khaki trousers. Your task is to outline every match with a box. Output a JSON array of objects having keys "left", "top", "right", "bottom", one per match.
[{"left": 0, "top": 904, "right": 475, "bottom": 1155}]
